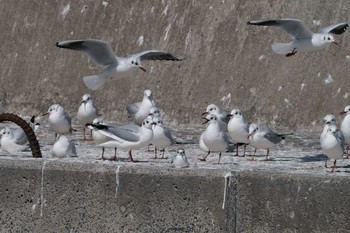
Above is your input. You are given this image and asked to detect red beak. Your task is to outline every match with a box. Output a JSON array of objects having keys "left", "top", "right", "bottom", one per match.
[
  {"left": 139, "top": 65, "right": 146, "bottom": 72},
  {"left": 201, "top": 111, "right": 208, "bottom": 116},
  {"left": 332, "top": 41, "right": 339, "bottom": 46},
  {"left": 42, "top": 112, "right": 49, "bottom": 116},
  {"left": 340, "top": 111, "right": 346, "bottom": 115},
  {"left": 201, "top": 117, "right": 209, "bottom": 124}
]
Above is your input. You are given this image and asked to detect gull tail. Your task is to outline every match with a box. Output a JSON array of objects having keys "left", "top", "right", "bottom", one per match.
[
  {"left": 271, "top": 42, "right": 294, "bottom": 55},
  {"left": 83, "top": 73, "right": 107, "bottom": 90}
]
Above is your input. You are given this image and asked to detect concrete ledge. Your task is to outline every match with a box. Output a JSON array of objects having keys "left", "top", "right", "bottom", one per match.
[{"left": 0, "top": 158, "right": 349, "bottom": 232}]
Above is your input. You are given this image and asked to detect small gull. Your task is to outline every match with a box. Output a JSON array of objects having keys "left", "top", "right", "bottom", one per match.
[
  {"left": 248, "top": 123, "right": 293, "bottom": 161},
  {"left": 56, "top": 39, "right": 185, "bottom": 90},
  {"left": 87, "top": 116, "right": 155, "bottom": 162},
  {"left": 76, "top": 94, "right": 99, "bottom": 141},
  {"left": 43, "top": 104, "right": 75, "bottom": 139},
  {"left": 320, "top": 114, "right": 344, "bottom": 147},
  {"left": 88, "top": 117, "right": 117, "bottom": 160},
  {"left": 202, "top": 104, "right": 230, "bottom": 132},
  {"left": 126, "top": 89, "right": 155, "bottom": 126},
  {"left": 151, "top": 116, "right": 174, "bottom": 159},
  {"left": 171, "top": 148, "right": 189, "bottom": 168},
  {"left": 0, "top": 127, "right": 28, "bottom": 154},
  {"left": 247, "top": 18, "right": 348, "bottom": 56},
  {"left": 320, "top": 125, "right": 344, "bottom": 172},
  {"left": 51, "top": 135, "right": 77, "bottom": 158},
  {"left": 227, "top": 109, "right": 250, "bottom": 156},
  {"left": 198, "top": 114, "right": 229, "bottom": 164}
]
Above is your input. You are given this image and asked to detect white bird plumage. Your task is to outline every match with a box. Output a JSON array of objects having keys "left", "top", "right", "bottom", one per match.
[
  {"left": 126, "top": 89, "right": 155, "bottom": 126},
  {"left": 56, "top": 39, "right": 184, "bottom": 90},
  {"left": 43, "top": 104, "right": 74, "bottom": 139},
  {"left": 51, "top": 135, "right": 77, "bottom": 158},
  {"left": 171, "top": 149, "right": 189, "bottom": 168},
  {"left": 227, "top": 109, "right": 250, "bottom": 156},
  {"left": 248, "top": 18, "right": 349, "bottom": 56},
  {"left": 77, "top": 94, "right": 99, "bottom": 141}
]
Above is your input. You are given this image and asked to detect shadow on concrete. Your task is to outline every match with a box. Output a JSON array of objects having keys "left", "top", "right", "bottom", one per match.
[{"left": 299, "top": 154, "right": 327, "bottom": 162}]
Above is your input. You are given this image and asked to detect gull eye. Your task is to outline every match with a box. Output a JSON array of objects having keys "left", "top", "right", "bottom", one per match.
[
  {"left": 324, "top": 36, "right": 326, "bottom": 40},
  {"left": 135, "top": 62, "right": 139, "bottom": 66},
  {"left": 328, "top": 37, "right": 331, "bottom": 40},
  {"left": 131, "top": 61, "right": 134, "bottom": 64}
]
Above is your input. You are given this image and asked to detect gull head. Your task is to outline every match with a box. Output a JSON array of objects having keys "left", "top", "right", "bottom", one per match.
[
  {"left": 143, "top": 89, "right": 153, "bottom": 101},
  {"left": 202, "top": 104, "right": 219, "bottom": 116},
  {"left": 43, "top": 104, "right": 64, "bottom": 116},
  {"left": 229, "top": 109, "right": 243, "bottom": 119},
  {"left": 323, "top": 34, "right": 338, "bottom": 45},
  {"left": 202, "top": 113, "right": 217, "bottom": 125},
  {"left": 324, "top": 114, "right": 336, "bottom": 125},
  {"left": 131, "top": 58, "right": 146, "bottom": 72},
  {"left": 248, "top": 123, "right": 259, "bottom": 139},
  {"left": 340, "top": 105, "right": 350, "bottom": 116}
]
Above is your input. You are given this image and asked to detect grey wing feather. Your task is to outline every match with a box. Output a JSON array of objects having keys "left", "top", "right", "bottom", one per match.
[
  {"left": 221, "top": 110, "right": 231, "bottom": 124},
  {"left": 164, "top": 127, "right": 175, "bottom": 145},
  {"left": 104, "top": 125, "right": 140, "bottom": 142},
  {"left": 56, "top": 39, "right": 118, "bottom": 66},
  {"left": 248, "top": 18, "right": 313, "bottom": 39},
  {"left": 337, "top": 130, "right": 345, "bottom": 149},
  {"left": 132, "top": 50, "right": 185, "bottom": 61},
  {"left": 126, "top": 102, "right": 142, "bottom": 119},
  {"left": 264, "top": 128, "right": 283, "bottom": 144},
  {"left": 319, "top": 23, "right": 349, "bottom": 35},
  {"left": 12, "top": 128, "right": 28, "bottom": 145}
]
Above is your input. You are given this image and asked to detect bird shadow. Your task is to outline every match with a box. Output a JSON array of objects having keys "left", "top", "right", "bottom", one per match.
[{"left": 299, "top": 154, "right": 327, "bottom": 162}]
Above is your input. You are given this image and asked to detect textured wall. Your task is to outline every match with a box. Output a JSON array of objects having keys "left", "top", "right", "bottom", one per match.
[{"left": 1, "top": 0, "right": 350, "bottom": 130}]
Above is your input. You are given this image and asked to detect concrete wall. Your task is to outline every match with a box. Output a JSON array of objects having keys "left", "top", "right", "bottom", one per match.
[
  {"left": 1, "top": 0, "right": 350, "bottom": 129},
  {"left": 0, "top": 158, "right": 350, "bottom": 232}
]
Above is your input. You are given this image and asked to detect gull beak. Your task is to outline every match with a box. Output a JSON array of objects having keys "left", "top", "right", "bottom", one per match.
[
  {"left": 340, "top": 111, "right": 346, "bottom": 115},
  {"left": 42, "top": 112, "right": 49, "bottom": 116},
  {"left": 138, "top": 65, "right": 146, "bottom": 72},
  {"left": 201, "top": 111, "right": 208, "bottom": 116},
  {"left": 247, "top": 133, "right": 252, "bottom": 139},
  {"left": 201, "top": 117, "right": 209, "bottom": 124},
  {"left": 332, "top": 41, "right": 339, "bottom": 46}
]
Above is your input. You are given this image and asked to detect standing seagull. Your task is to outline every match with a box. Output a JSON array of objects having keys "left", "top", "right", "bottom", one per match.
[
  {"left": 51, "top": 135, "right": 77, "bottom": 158},
  {"left": 87, "top": 117, "right": 155, "bottom": 162},
  {"left": 88, "top": 117, "right": 117, "bottom": 160},
  {"left": 43, "top": 104, "right": 74, "bottom": 139},
  {"left": 340, "top": 105, "right": 350, "bottom": 158},
  {"left": 321, "top": 125, "right": 344, "bottom": 172},
  {"left": 151, "top": 116, "right": 174, "bottom": 159},
  {"left": 171, "top": 149, "right": 190, "bottom": 168},
  {"left": 198, "top": 114, "right": 229, "bottom": 164},
  {"left": 247, "top": 19, "right": 348, "bottom": 56},
  {"left": 56, "top": 39, "right": 185, "bottom": 90},
  {"left": 126, "top": 89, "right": 155, "bottom": 126},
  {"left": 76, "top": 94, "right": 99, "bottom": 141},
  {"left": 248, "top": 123, "right": 292, "bottom": 161},
  {"left": 227, "top": 109, "right": 250, "bottom": 156}
]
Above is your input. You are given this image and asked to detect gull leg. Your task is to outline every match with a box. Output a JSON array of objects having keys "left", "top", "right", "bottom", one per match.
[
  {"left": 248, "top": 148, "right": 257, "bottom": 161},
  {"left": 198, "top": 151, "right": 210, "bottom": 161},
  {"left": 89, "top": 129, "right": 94, "bottom": 141},
  {"left": 97, "top": 147, "right": 106, "bottom": 160},
  {"left": 235, "top": 143, "right": 239, "bottom": 156},
  {"left": 128, "top": 149, "right": 139, "bottom": 163},
  {"left": 331, "top": 160, "right": 337, "bottom": 172},
  {"left": 285, "top": 48, "right": 297, "bottom": 57},
  {"left": 160, "top": 149, "right": 167, "bottom": 159},
  {"left": 153, "top": 147, "right": 158, "bottom": 159},
  {"left": 324, "top": 158, "right": 328, "bottom": 168},
  {"left": 345, "top": 146, "right": 349, "bottom": 159},
  {"left": 218, "top": 152, "right": 222, "bottom": 164},
  {"left": 82, "top": 128, "right": 87, "bottom": 142}
]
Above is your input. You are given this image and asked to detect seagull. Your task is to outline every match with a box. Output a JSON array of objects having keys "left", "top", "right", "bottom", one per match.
[
  {"left": 227, "top": 109, "right": 250, "bottom": 156},
  {"left": 248, "top": 123, "right": 292, "bottom": 160},
  {"left": 51, "top": 135, "right": 77, "bottom": 158},
  {"left": 88, "top": 117, "right": 117, "bottom": 160},
  {"left": 202, "top": 104, "right": 230, "bottom": 132},
  {"left": 86, "top": 116, "right": 155, "bottom": 162},
  {"left": 76, "top": 94, "right": 99, "bottom": 141},
  {"left": 199, "top": 132, "right": 209, "bottom": 152},
  {"left": 126, "top": 89, "right": 155, "bottom": 126},
  {"left": 43, "top": 104, "right": 75, "bottom": 139},
  {"left": 151, "top": 116, "right": 174, "bottom": 159},
  {"left": 0, "top": 127, "right": 28, "bottom": 154},
  {"left": 321, "top": 124, "right": 344, "bottom": 172},
  {"left": 198, "top": 114, "right": 229, "bottom": 164},
  {"left": 247, "top": 18, "right": 349, "bottom": 56},
  {"left": 320, "top": 114, "right": 344, "bottom": 145},
  {"left": 171, "top": 148, "right": 190, "bottom": 168},
  {"left": 56, "top": 39, "right": 185, "bottom": 90},
  {"left": 340, "top": 105, "right": 350, "bottom": 158}
]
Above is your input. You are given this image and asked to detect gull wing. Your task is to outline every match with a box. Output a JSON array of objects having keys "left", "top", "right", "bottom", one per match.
[
  {"left": 130, "top": 50, "right": 185, "bottom": 61},
  {"left": 319, "top": 23, "right": 349, "bottom": 35},
  {"left": 248, "top": 19, "right": 313, "bottom": 39},
  {"left": 56, "top": 39, "right": 118, "bottom": 66}
]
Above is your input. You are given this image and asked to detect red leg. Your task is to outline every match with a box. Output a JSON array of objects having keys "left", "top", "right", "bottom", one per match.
[
  {"left": 82, "top": 128, "right": 87, "bottom": 141},
  {"left": 128, "top": 149, "right": 138, "bottom": 163},
  {"left": 331, "top": 160, "right": 337, "bottom": 172},
  {"left": 153, "top": 147, "right": 158, "bottom": 159},
  {"left": 160, "top": 149, "right": 167, "bottom": 159},
  {"left": 97, "top": 147, "right": 106, "bottom": 160},
  {"left": 285, "top": 48, "right": 297, "bottom": 57},
  {"left": 89, "top": 129, "right": 94, "bottom": 141},
  {"left": 198, "top": 151, "right": 210, "bottom": 161}
]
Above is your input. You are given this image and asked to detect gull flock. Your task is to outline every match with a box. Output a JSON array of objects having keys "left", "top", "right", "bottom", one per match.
[{"left": 1, "top": 18, "right": 350, "bottom": 173}]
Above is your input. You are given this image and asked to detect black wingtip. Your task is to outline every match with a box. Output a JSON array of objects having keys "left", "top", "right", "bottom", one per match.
[{"left": 247, "top": 21, "right": 253, "bottom": 25}]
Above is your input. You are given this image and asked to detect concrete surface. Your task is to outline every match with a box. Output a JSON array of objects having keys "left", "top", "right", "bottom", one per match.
[
  {"left": 1, "top": 158, "right": 350, "bottom": 233},
  {"left": 1, "top": 0, "right": 350, "bottom": 130}
]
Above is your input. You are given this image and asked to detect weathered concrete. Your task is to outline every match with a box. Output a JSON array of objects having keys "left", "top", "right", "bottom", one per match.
[
  {"left": 1, "top": 1, "right": 350, "bottom": 130},
  {"left": 0, "top": 158, "right": 350, "bottom": 232}
]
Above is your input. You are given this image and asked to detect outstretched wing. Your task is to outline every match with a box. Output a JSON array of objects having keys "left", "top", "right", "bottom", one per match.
[
  {"left": 319, "top": 23, "right": 349, "bottom": 35},
  {"left": 56, "top": 39, "right": 118, "bottom": 66},
  {"left": 131, "top": 50, "right": 185, "bottom": 61},
  {"left": 248, "top": 18, "right": 314, "bottom": 39}
]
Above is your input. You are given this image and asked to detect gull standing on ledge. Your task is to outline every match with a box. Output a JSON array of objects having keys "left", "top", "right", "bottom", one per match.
[
  {"left": 247, "top": 19, "right": 348, "bottom": 56},
  {"left": 227, "top": 109, "right": 250, "bottom": 156},
  {"left": 171, "top": 149, "right": 190, "bottom": 168},
  {"left": 77, "top": 94, "right": 99, "bottom": 141},
  {"left": 56, "top": 39, "right": 185, "bottom": 90},
  {"left": 43, "top": 104, "right": 75, "bottom": 139},
  {"left": 248, "top": 123, "right": 293, "bottom": 161},
  {"left": 340, "top": 105, "right": 350, "bottom": 158},
  {"left": 126, "top": 89, "right": 155, "bottom": 126},
  {"left": 321, "top": 125, "right": 344, "bottom": 172}
]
